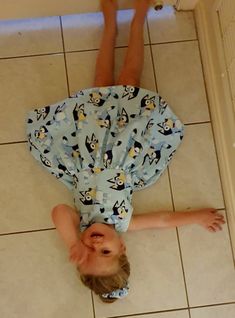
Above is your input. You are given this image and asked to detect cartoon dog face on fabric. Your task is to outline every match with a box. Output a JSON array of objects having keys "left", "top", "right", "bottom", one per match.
[
  {"left": 158, "top": 118, "right": 175, "bottom": 136},
  {"left": 108, "top": 172, "right": 126, "bottom": 191},
  {"left": 34, "top": 125, "right": 49, "bottom": 140},
  {"left": 122, "top": 86, "right": 140, "bottom": 100},
  {"left": 85, "top": 133, "right": 99, "bottom": 154},
  {"left": 158, "top": 96, "right": 168, "bottom": 115},
  {"left": 117, "top": 108, "right": 129, "bottom": 128},
  {"left": 113, "top": 200, "right": 128, "bottom": 219},
  {"left": 97, "top": 113, "right": 111, "bottom": 128},
  {"left": 103, "top": 149, "right": 113, "bottom": 168},
  {"left": 54, "top": 103, "right": 67, "bottom": 121},
  {"left": 40, "top": 154, "right": 52, "bottom": 168},
  {"left": 128, "top": 140, "right": 143, "bottom": 159},
  {"left": 35, "top": 106, "right": 50, "bottom": 120},
  {"left": 62, "top": 136, "right": 80, "bottom": 159},
  {"left": 143, "top": 146, "right": 160, "bottom": 165},
  {"left": 141, "top": 94, "right": 156, "bottom": 111},
  {"left": 80, "top": 188, "right": 96, "bottom": 205},
  {"left": 73, "top": 103, "right": 87, "bottom": 122},
  {"left": 89, "top": 92, "right": 106, "bottom": 107}
]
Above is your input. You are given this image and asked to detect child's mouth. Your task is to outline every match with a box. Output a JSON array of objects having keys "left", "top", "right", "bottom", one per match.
[{"left": 90, "top": 232, "right": 104, "bottom": 238}]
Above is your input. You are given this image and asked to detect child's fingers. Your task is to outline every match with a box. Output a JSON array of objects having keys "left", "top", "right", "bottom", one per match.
[
  {"left": 207, "top": 226, "right": 215, "bottom": 232},
  {"left": 212, "top": 223, "right": 222, "bottom": 231}
]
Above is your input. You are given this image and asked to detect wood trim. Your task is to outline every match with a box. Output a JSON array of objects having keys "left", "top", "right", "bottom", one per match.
[{"left": 195, "top": 0, "right": 235, "bottom": 263}]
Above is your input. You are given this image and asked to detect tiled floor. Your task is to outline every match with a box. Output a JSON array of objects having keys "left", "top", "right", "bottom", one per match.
[{"left": 0, "top": 5, "right": 234, "bottom": 318}]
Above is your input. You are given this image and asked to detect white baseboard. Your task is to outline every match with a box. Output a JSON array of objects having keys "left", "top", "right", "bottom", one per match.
[{"left": 195, "top": 1, "right": 235, "bottom": 264}]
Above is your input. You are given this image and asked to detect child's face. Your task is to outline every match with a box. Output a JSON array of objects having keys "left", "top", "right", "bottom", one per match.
[{"left": 78, "top": 223, "right": 126, "bottom": 276}]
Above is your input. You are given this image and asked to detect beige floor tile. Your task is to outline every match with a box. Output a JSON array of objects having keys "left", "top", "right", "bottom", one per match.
[
  {"left": 152, "top": 41, "right": 210, "bottom": 124},
  {"left": 148, "top": 6, "right": 196, "bottom": 43},
  {"left": 132, "top": 170, "right": 173, "bottom": 213},
  {"left": 123, "top": 311, "right": 189, "bottom": 318},
  {"left": 94, "top": 229, "right": 187, "bottom": 317},
  {"left": 0, "top": 54, "right": 68, "bottom": 143},
  {"left": 0, "top": 17, "right": 63, "bottom": 58},
  {"left": 190, "top": 304, "right": 235, "bottom": 318},
  {"left": 0, "top": 230, "right": 93, "bottom": 318},
  {"left": 66, "top": 45, "right": 156, "bottom": 94},
  {"left": 169, "top": 124, "right": 224, "bottom": 210},
  {"left": 61, "top": 9, "right": 149, "bottom": 52},
  {"left": 179, "top": 211, "right": 235, "bottom": 306},
  {"left": 0, "top": 143, "right": 73, "bottom": 234}
]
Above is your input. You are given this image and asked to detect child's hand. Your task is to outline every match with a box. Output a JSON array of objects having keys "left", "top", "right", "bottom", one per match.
[
  {"left": 69, "top": 240, "right": 87, "bottom": 265},
  {"left": 195, "top": 208, "right": 225, "bottom": 232}
]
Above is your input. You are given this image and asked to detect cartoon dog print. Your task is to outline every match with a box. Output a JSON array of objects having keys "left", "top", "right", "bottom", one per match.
[
  {"left": 73, "top": 103, "right": 87, "bottom": 122},
  {"left": 79, "top": 188, "right": 96, "bottom": 205},
  {"left": 158, "top": 118, "right": 182, "bottom": 136},
  {"left": 117, "top": 108, "right": 129, "bottom": 128},
  {"left": 89, "top": 92, "right": 106, "bottom": 107},
  {"left": 140, "top": 94, "right": 156, "bottom": 112},
  {"left": 62, "top": 136, "right": 80, "bottom": 159},
  {"left": 128, "top": 140, "right": 143, "bottom": 159},
  {"left": 97, "top": 112, "right": 111, "bottom": 129},
  {"left": 107, "top": 172, "right": 126, "bottom": 191},
  {"left": 143, "top": 141, "right": 171, "bottom": 165},
  {"left": 158, "top": 96, "right": 168, "bottom": 115},
  {"left": 134, "top": 178, "right": 146, "bottom": 189},
  {"left": 34, "top": 125, "right": 53, "bottom": 153},
  {"left": 141, "top": 118, "right": 154, "bottom": 137},
  {"left": 85, "top": 133, "right": 99, "bottom": 156},
  {"left": 40, "top": 154, "right": 52, "bottom": 168},
  {"left": 103, "top": 149, "right": 113, "bottom": 168},
  {"left": 122, "top": 86, "right": 140, "bottom": 100},
  {"left": 113, "top": 200, "right": 129, "bottom": 219},
  {"left": 27, "top": 133, "right": 39, "bottom": 152},
  {"left": 46, "top": 103, "right": 69, "bottom": 127},
  {"left": 34, "top": 106, "right": 50, "bottom": 121}
]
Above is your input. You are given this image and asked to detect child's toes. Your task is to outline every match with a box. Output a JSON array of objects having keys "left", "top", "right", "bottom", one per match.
[
  {"left": 213, "top": 222, "right": 222, "bottom": 231},
  {"left": 207, "top": 226, "right": 216, "bottom": 233}
]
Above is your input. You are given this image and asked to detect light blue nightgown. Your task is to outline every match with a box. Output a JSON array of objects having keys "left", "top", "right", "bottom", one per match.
[{"left": 26, "top": 85, "right": 184, "bottom": 232}]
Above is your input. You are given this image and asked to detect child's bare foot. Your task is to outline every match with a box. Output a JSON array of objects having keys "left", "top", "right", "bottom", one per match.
[
  {"left": 195, "top": 208, "right": 225, "bottom": 232},
  {"left": 100, "top": 0, "right": 118, "bottom": 31}
]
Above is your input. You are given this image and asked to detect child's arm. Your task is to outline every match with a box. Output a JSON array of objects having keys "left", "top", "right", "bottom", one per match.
[
  {"left": 128, "top": 208, "right": 225, "bottom": 232},
  {"left": 51, "top": 204, "right": 80, "bottom": 249}
]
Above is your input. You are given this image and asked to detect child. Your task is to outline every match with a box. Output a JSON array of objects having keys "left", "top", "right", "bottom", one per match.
[{"left": 26, "top": 0, "right": 225, "bottom": 302}]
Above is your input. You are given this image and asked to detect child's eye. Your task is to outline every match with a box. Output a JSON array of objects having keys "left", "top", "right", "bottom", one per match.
[{"left": 102, "top": 249, "right": 111, "bottom": 255}]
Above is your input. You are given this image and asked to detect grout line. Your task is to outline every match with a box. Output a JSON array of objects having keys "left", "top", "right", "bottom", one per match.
[
  {"left": 0, "top": 227, "right": 55, "bottom": 237},
  {"left": 105, "top": 300, "right": 235, "bottom": 318},
  {"left": 0, "top": 52, "right": 64, "bottom": 61},
  {"left": 0, "top": 40, "right": 198, "bottom": 62},
  {"left": 188, "top": 308, "right": 192, "bottom": 318},
  {"left": 190, "top": 301, "right": 235, "bottom": 310},
  {"left": 91, "top": 291, "right": 96, "bottom": 318},
  {"left": 106, "top": 307, "right": 189, "bottom": 318},
  {"left": 193, "top": 11, "right": 235, "bottom": 263},
  {"left": 59, "top": 16, "right": 71, "bottom": 97},
  {"left": 150, "top": 38, "right": 198, "bottom": 46},
  {"left": 0, "top": 140, "right": 27, "bottom": 146},
  {"left": 167, "top": 167, "right": 191, "bottom": 310},
  {"left": 184, "top": 120, "right": 211, "bottom": 126},
  {"left": 167, "top": 167, "right": 175, "bottom": 212},
  {"left": 176, "top": 228, "right": 191, "bottom": 309}
]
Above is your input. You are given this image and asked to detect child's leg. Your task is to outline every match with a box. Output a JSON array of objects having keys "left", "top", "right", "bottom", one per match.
[
  {"left": 93, "top": 0, "right": 118, "bottom": 87},
  {"left": 116, "top": 0, "right": 151, "bottom": 86}
]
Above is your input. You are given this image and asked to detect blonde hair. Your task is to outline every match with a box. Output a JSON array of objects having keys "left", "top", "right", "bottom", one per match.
[{"left": 79, "top": 254, "right": 130, "bottom": 303}]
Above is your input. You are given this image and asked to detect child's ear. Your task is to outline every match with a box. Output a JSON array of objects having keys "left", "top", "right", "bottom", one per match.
[{"left": 119, "top": 238, "right": 126, "bottom": 253}]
